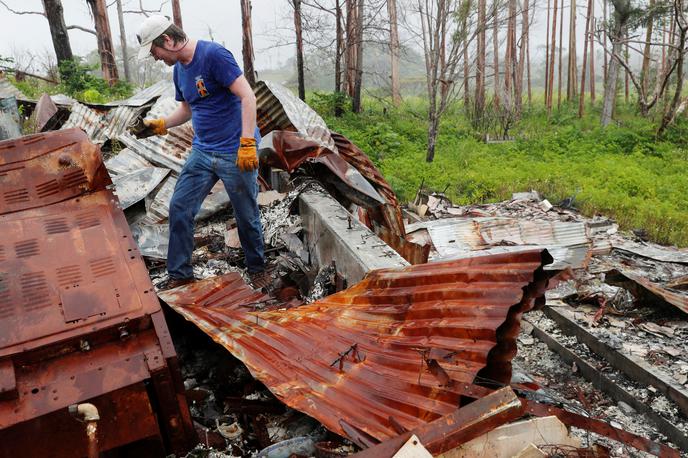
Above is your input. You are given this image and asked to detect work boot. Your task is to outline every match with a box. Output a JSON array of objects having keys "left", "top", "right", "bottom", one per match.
[
  {"left": 157, "top": 276, "right": 196, "bottom": 290},
  {"left": 247, "top": 269, "right": 273, "bottom": 290}
]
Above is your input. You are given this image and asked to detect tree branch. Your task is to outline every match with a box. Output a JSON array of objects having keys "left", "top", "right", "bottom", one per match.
[
  {"left": 0, "top": 0, "right": 44, "bottom": 16},
  {"left": 67, "top": 25, "right": 97, "bottom": 36}
]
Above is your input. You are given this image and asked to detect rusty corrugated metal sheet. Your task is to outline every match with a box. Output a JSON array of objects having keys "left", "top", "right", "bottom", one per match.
[
  {"left": 0, "top": 129, "right": 111, "bottom": 215},
  {"left": 606, "top": 269, "right": 688, "bottom": 314},
  {"left": 160, "top": 249, "right": 552, "bottom": 442},
  {"left": 255, "top": 80, "right": 336, "bottom": 152},
  {"left": 104, "top": 80, "right": 175, "bottom": 107},
  {"left": 0, "top": 130, "right": 196, "bottom": 454}
]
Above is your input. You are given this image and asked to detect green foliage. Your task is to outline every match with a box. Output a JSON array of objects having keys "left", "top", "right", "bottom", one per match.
[
  {"left": 58, "top": 59, "right": 133, "bottom": 103},
  {"left": 318, "top": 95, "right": 688, "bottom": 247}
]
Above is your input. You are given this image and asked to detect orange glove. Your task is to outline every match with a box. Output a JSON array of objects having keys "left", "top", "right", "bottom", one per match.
[
  {"left": 236, "top": 137, "right": 258, "bottom": 172},
  {"left": 143, "top": 118, "right": 167, "bottom": 136}
]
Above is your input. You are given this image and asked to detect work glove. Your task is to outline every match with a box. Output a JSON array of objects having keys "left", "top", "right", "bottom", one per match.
[
  {"left": 236, "top": 137, "right": 259, "bottom": 172},
  {"left": 143, "top": 118, "right": 167, "bottom": 136}
]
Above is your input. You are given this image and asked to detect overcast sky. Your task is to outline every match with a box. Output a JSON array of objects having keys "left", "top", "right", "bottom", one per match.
[{"left": 0, "top": 0, "right": 294, "bottom": 71}]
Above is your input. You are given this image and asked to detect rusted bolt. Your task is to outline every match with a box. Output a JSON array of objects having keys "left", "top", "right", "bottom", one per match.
[
  {"left": 118, "top": 326, "right": 129, "bottom": 341},
  {"left": 79, "top": 339, "right": 90, "bottom": 352}
]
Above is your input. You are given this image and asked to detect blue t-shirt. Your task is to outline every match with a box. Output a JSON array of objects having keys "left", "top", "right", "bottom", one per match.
[{"left": 173, "top": 41, "right": 254, "bottom": 152}]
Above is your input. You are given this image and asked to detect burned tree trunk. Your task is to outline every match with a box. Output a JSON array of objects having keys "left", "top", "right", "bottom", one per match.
[
  {"left": 493, "top": 0, "right": 500, "bottom": 108},
  {"left": 567, "top": 0, "right": 577, "bottom": 100},
  {"left": 86, "top": 0, "right": 119, "bottom": 84},
  {"left": 42, "top": 0, "right": 73, "bottom": 65},
  {"left": 601, "top": 0, "right": 631, "bottom": 126},
  {"left": 475, "top": 0, "right": 487, "bottom": 115},
  {"left": 352, "top": 0, "right": 365, "bottom": 113},
  {"left": 335, "top": 0, "right": 344, "bottom": 116},
  {"left": 293, "top": 0, "right": 305, "bottom": 101},
  {"left": 240, "top": 0, "right": 255, "bottom": 87},
  {"left": 115, "top": 0, "right": 130, "bottom": 82},
  {"left": 172, "top": 0, "right": 183, "bottom": 28},
  {"left": 579, "top": 0, "right": 593, "bottom": 116},
  {"left": 388, "top": 0, "right": 401, "bottom": 105},
  {"left": 547, "top": 0, "right": 558, "bottom": 112}
]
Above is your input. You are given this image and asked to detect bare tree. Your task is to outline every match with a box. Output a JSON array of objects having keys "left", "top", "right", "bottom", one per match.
[
  {"left": 292, "top": 0, "right": 306, "bottom": 100},
  {"left": 240, "top": 0, "right": 255, "bottom": 86},
  {"left": 388, "top": 0, "right": 402, "bottom": 105},
  {"left": 546, "top": 0, "right": 558, "bottom": 113},
  {"left": 476, "top": 0, "right": 487, "bottom": 115},
  {"left": 567, "top": 0, "right": 578, "bottom": 100},
  {"left": 492, "top": 0, "right": 500, "bottom": 107},
  {"left": 416, "top": 0, "right": 474, "bottom": 162},
  {"left": 172, "top": 0, "right": 183, "bottom": 28},
  {"left": 115, "top": 0, "right": 131, "bottom": 82},
  {"left": 86, "top": 0, "right": 119, "bottom": 84},
  {"left": 579, "top": 0, "right": 593, "bottom": 116},
  {"left": 335, "top": 0, "right": 345, "bottom": 115},
  {"left": 42, "top": 0, "right": 73, "bottom": 66},
  {"left": 601, "top": 0, "right": 632, "bottom": 125}
]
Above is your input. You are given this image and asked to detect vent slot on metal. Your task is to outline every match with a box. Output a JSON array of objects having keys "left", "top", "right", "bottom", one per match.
[
  {"left": 76, "top": 211, "right": 100, "bottom": 230},
  {"left": 62, "top": 168, "right": 87, "bottom": 188},
  {"left": 57, "top": 265, "right": 82, "bottom": 287},
  {"left": 90, "top": 257, "right": 116, "bottom": 278},
  {"left": 15, "top": 239, "right": 40, "bottom": 259},
  {"left": 0, "top": 273, "right": 12, "bottom": 318},
  {"left": 4, "top": 188, "right": 29, "bottom": 204},
  {"left": 36, "top": 179, "right": 60, "bottom": 198},
  {"left": 45, "top": 217, "right": 70, "bottom": 235},
  {"left": 0, "top": 245, "right": 4, "bottom": 262},
  {"left": 21, "top": 272, "right": 51, "bottom": 311}
]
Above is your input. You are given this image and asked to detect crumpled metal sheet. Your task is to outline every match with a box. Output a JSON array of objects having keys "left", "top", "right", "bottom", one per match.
[
  {"left": 407, "top": 217, "right": 590, "bottom": 270},
  {"left": 260, "top": 130, "right": 385, "bottom": 206},
  {"left": 62, "top": 102, "right": 150, "bottom": 145},
  {"left": 105, "top": 148, "right": 153, "bottom": 176},
  {"left": 612, "top": 238, "right": 688, "bottom": 264},
  {"left": 131, "top": 223, "right": 169, "bottom": 259},
  {"left": 112, "top": 167, "right": 170, "bottom": 210},
  {"left": 606, "top": 269, "right": 688, "bottom": 313},
  {"left": 118, "top": 124, "right": 194, "bottom": 174},
  {"left": 255, "top": 80, "right": 336, "bottom": 152},
  {"left": 0, "top": 128, "right": 111, "bottom": 215},
  {"left": 160, "top": 249, "right": 552, "bottom": 442}
]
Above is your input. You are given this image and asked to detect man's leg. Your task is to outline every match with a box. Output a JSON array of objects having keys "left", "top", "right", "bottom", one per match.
[
  {"left": 217, "top": 154, "right": 265, "bottom": 273},
  {"left": 167, "top": 149, "right": 217, "bottom": 279}
]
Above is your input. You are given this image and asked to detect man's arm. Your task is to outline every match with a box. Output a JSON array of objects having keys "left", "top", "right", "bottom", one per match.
[
  {"left": 164, "top": 101, "right": 192, "bottom": 128},
  {"left": 229, "top": 75, "right": 257, "bottom": 138}
]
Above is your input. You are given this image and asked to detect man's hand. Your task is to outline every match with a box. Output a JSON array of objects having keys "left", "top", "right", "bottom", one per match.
[
  {"left": 143, "top": 118, "right": 167, "bottom": 136},
  {"left": 236, "top": 137, "right": 258, "bottom": 172}
]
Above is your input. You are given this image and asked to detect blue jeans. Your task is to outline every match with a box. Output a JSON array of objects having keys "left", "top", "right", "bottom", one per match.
[{"left": 167, "top": 147, "right": 265, "bottom": 278}]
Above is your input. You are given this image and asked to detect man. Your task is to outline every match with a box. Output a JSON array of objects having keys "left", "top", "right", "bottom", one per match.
[{"left": 136, "top": 15, "right": 265, "bottom": 288}]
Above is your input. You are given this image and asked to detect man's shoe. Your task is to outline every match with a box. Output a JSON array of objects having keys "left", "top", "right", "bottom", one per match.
[
  {"left": 158, "top": 276, "right": 196, "bottom": 290},
  {"left": 247, "top": 269, "right": 273, "bottom": 290}
]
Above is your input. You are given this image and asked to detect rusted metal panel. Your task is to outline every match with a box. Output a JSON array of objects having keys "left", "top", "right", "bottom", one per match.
[
  {"left": 352, "top": 387, "right": 523, "bottom": 456},
  {"left": 0, "top": 129, "right": 111, "bottom": 215},
  {"left": 261, "top": 130, "right": 385, "bottom": 206},
  {"left": 0, "top": 383, "right": 162, "bottom": 458},
  {"left": 160, "top": 249, "right": 553, "bottom": 442},
  {"left": 0, "top": 130, "right": 196, "bottom": 455},
  {"left": 255, "top": 80, "right": 335, "bottom": 152},
  {"left": 606, "top": 269, "right": 688, "bottom": 314}
]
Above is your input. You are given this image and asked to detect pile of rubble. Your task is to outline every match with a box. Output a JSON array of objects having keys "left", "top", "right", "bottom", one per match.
[{"left": 1, "top": 76, "right": 688, "bottom": 457}]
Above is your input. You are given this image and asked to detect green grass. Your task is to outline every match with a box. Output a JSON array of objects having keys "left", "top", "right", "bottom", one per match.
[{"left": 314, "top": 94, "right": 688, "bottom": 247}]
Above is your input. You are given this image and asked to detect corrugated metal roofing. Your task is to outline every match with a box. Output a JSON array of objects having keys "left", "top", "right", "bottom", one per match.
[
  {"left": 61, "top": 102, "right": 150, "bottom": 145},
  {"left": 407, "top": 217, "right": 591, "bottom": 270},
  {"left": 255, "top": 80, "right": 336, "bottom": 153},
  {"left": 118, "top": 124, "right": 194, "bottom": 174},
  {"left": 159, "top": 249, "right": 553, "bottom": 442}
]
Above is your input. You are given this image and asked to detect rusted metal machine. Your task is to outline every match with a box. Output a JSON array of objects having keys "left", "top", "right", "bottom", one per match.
[{"left": 0, "top": 129, "right": 196, "bottom": 457}]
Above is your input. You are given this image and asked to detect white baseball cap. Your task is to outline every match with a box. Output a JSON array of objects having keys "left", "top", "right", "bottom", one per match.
[{"left": 136, "top": 15, "right": 173, "bottom": 59}]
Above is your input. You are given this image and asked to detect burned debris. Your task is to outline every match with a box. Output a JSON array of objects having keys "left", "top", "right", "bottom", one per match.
[{"left": 1, "top": 75, "right": 688, "bottom": 457}]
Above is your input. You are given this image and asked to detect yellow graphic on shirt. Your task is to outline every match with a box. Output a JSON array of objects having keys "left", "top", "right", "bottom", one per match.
[{"left": 195, "top": 76, "right": 209, "bottom": 98}]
